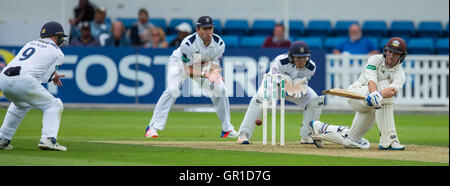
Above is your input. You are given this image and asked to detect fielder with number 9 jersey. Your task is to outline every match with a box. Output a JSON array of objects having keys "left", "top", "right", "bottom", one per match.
[{"left": 0, "top": 21, "right": 68, "bottom": 151}]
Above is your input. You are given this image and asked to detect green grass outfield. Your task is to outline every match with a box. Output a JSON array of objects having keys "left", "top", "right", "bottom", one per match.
[{"left": 0, "top": 109, "right": 448, "bottom": 166}]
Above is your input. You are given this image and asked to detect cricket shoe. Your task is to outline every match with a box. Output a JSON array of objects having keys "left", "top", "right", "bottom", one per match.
[
  {"left": 300, "top": 136, "right": 314, "bottom": 144},
  {"left": 221, "top": 129, "right": 238, "bottom": 138},
  {"left": 145, "top": 126, "right": 158, "bottom": 138},
  {"left": 379, "top": 141, "right": 405, "bottom": 150},
  {"left": 236, "top": 133, "right": 250, "bottom": 144},
  {"left": 0, "top": 137, "right": 13, "bottom": 150},
  {"left": 308, "top": 120, "right": 326, "bottom": 148},
  {"left": 38, "top": 137, "right": 67, "bottom": 151}
]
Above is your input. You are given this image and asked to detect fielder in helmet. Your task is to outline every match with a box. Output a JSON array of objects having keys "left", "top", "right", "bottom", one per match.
[
  {"left": 237, "top": 41, "right": 325, "bottom": 144},
  {"left": 309, "top": 37, "right": 408, "bottom": 150},
  {"left": 0, "top": 21, "right": 68, "bottom": 151},
  {"left": 40, "top": 21, "right": 69, "bottom": 47}
]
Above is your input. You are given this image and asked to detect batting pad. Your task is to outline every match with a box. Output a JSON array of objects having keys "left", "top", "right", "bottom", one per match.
[{"left": 376, "top": 104, "right": 400, "bottom": 148}]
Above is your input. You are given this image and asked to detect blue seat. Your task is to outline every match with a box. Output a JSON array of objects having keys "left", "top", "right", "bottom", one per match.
[
  {"left": 324, "top": 37, "right": 347, "bottom": 53},
  {"left": 239, "top": 36, "right": 266, "bottom": 48},
  {"left": 362, "top": 20, "right": 388, "bottom": 37},
  {"left": 296, "top": 37, "right": 323, "bottom": 50},
  {"left": 213, "top": 20, "right": 222, "bottom": 35},
  {"left": 366, "top": 37, "right": 380, "bottom": 52},
  {"left": 116, "top": 18, "right": 137, "bottom": 29},
  {"left": 435, "top": 38, "right": 449, "bottom": 54},
  {"left": 445, "top": 22, "right": 449, "bottom": 37},
  {"left": 378, "top": 38, "right": 391, "bottom": 51},
  {"left": 221, "top": 35, "right": 239, "bottom": 48},
  {"left": 281, "top": 20, "right": 305, "bottom": 37},
  {"left": 166, "top": 34, "right": 176, "bottom": 43},
  {"left": 149, "top": 18, "right": 167, "bottom": 31},
  {"left": 390, "top": 21, "right": 415, "bottom": 39},
  {"left": 307, "top": 20, "right": 332, "bottom": 37},
  {"left": 223, "top": 19, "right": 250, "bottom": 36},
  {"left": 334, "top": 20, "right": 359, "bottom": 36},
  {"left": 407, "top": 38, "right": 435, "bottom": 54},
  {"left": 168, "top": 18, "right": 194, "bottom": 35},
  {"left": 251, "top": 19, "right": 276, "bottom": 36},
  {"left": 417, "top": 21, "right": 443, "bottom": 38}
]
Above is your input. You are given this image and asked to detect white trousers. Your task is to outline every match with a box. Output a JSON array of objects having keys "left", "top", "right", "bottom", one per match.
[
  {"left": 0, "top": 73, "right": 63, "bottom": 142},
  {"left": 148, "top": 60, "right": 234, "bottom": 132}
]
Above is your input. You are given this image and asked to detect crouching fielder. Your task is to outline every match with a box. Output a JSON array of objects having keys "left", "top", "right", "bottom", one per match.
[
  {"left": 310, "top": 37, "right": 408, "bottom": 150},
  {"left": 237, "top": 41, "right": 325, "bottom": 144},
  {"left": 0, "top": 21, "right": 67, "bottom": 151}
]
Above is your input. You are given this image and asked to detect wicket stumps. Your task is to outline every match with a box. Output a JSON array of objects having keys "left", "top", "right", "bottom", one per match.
[{"left": 262, "top": 74, "right": 285, "bottom": 146}]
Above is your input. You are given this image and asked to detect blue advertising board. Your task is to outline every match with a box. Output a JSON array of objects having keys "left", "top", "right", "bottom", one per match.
[{"left": 0, "top": 46, "right": 325, "bottom": 104}]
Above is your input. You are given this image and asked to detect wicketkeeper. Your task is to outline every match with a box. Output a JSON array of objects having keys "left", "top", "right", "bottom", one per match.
[
  {"left": 237, "top": 41, "right": 325, "bottom": 144},
  {"left": 309, "top": 37, "right": 408, "bottom": 150}
]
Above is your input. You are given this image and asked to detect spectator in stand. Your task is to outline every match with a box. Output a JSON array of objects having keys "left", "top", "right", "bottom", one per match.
[
  {"left": 90, "top": 7, "right": 110, "bottom": 39},
  {"left": 104, "top": 21, "right": 131, "bottom": 47},
  {"left": 333, "top": 24, "right": 379, "bottom": 55},
  {"left": 69, "top": 0, "right": 97, "bottom": 41},
  {"left": 129, "top": 8, "right": 155, "bottom": 46},
  {"left": 145, "top": 27, "right": 168, "bottom": 48},
  {"left": 262, "top": 24, "right": 291, "bottom": 48},
  {"left": 69, "top": 22, "right": 101, "bottom": 47},
  {"left": 169, "top": 22, "right": 192, "bottom": 47}
]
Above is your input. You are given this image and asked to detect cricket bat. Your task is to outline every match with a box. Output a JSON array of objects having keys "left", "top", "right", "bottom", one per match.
[{"left": 322, "top": 88, "right": 365, "bottom": 100}]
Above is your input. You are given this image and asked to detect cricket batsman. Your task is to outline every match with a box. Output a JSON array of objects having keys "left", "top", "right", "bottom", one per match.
[
  {"left": 237, "top": 41, "right": 325, "bottom": 144},
  {"left": 309, "top": 37, "right": 408, "bottom": 150},
  {"left": 145, "top": 16, "right": 238, "bottom": 138},
  {"left": 0, "top": 21, "right": 67, "bottom": 151}
]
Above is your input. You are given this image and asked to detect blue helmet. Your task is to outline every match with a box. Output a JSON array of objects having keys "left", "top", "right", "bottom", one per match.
[
  {"left": 40, "top": 21, "right": 68, "bottom": 46},
  {"left": 288, "top": 41, "right": 311, "bottom": 64}
]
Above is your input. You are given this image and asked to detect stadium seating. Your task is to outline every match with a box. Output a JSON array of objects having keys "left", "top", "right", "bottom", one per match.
[
  {"left": 362, "top": 20, "right": 388, "bottom": 38},
  {"left": 417, "top": 21, "right": 443, "bottom": 38},
  {"left": 213, "top": 20, "right": 222, "bottom": 35},
  {"left": 239, "top": 36, "right": 266, "bottom": 48},
  {"left": 435, "top": 38, "right": 449, "bottom": 54},
  {"left": 111, "top": 17, "right": 448, "bottom": 53},
  {"left": 116, "top": 18, "right": 137, "bottom": 29},
  {"left": 390, "top": 20, "right": 415, "bottom": 39},
  {"left": 407, "top": 38, "right": 435, "bottom": 54},
  {"left": 334, "top": 20, "right": 359, "bottom": 36},
  {"left": 324, "top": 37, "right": 347, "bottom": 53},
  {"left": 168, "top": 18, "right": 194, "bottom": 35},
  {"left": 221, "top": 35, "right": 239, "bottom": 48},
  {"left": 307, "top": 20, "right": 332, "bottom": 37},
  {"left": 149, "top": 18, "right": 167, "bottom": 31},
  {"left": 223, "top": 19, "right": 250, "bottom": 36},
  {"left": 296, "top": 37, "right": 323, "bottom": 50}
]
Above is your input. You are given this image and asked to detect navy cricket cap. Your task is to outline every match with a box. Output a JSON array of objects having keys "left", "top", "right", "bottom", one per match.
[
  {"left": 40, "top": 21, "right": 68, "bottom": 38},
  {"left": 197, "top": 16, "right": 214, "bottom": 28}
]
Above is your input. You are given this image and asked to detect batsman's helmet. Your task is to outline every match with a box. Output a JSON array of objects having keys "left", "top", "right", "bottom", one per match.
[
  {"left": 40, "top": 21, "right": 68, "bottom": 47},
  {"left": 383, "top": 37, "right": 407, "bottom": 64},
  {"left": 288, "top": 41, "right": 311, "bottom": 64}
]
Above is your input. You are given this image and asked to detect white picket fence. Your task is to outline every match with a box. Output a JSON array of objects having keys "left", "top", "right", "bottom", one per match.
[{"left": 325, "top": 54, "right": 449, "bottom": 106}]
